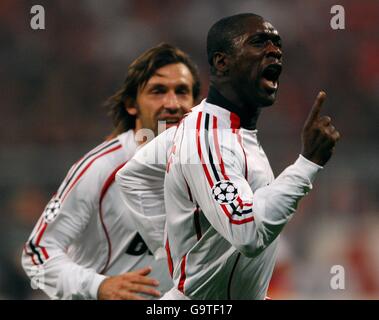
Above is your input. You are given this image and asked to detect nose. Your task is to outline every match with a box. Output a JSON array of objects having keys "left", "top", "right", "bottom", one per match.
[
  {"left": 265, "top": 40, "right": 282, "bottom": 60},
  {"left": 163, "top": 91, "right": 180, "bottom": 113}
]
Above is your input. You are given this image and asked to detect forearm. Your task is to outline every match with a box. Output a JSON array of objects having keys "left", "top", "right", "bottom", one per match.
[
  {"left": 116, "top": 157, "right": 167, "bottom": 258},
  {"left": 187, "top": 154, "right": 321, "bottom": 257},
  {"left": 22, "top": 248, "right": 106, "bottom": 300},
  {"left": 252, "top": 155, "right": 322, "bottom": 247}
]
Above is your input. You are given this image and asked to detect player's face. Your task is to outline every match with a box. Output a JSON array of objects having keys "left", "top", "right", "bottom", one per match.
[
  {"left": 131, "top": 63, "right": 195, "bottom": 136},
  {"left": 229, "top": 18, "right": 282, "bottom": 108}
]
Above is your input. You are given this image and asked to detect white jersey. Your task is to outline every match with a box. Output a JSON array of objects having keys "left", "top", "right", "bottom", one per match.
[
  {"left": 116, "top": 126, "right": 178, "bottom": 258},
  {"left": 22, "top": 130, "right": 172, "bottom": 300},
  {"left": 117, "top": 100, "right": 322, "bottom": 299}
]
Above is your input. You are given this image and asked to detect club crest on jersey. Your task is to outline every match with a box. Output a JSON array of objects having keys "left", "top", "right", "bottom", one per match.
[
  {"left": 212, "top": 180, "right": 238, "bottom": 204},
  {"left": 43, "top": 198, "right": 61, "bottom": 223}
]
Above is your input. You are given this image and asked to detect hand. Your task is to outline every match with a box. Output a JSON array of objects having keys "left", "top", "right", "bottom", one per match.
[
  {"left": 97, "top": 266, "right": 161, "bottom": 300},
  {"left": 301, "top": 91, "right": 340, "bottom": 166}
]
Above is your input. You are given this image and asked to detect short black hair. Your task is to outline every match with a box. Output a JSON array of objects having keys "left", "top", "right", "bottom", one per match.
[{"left": 207, "top": 13, "right": 263, "bottom": 70}]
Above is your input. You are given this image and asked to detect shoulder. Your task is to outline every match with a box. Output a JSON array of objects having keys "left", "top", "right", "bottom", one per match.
[
  {"left": 75, "top": 136, "right": 125, "bottom": 180},
  {"left": 183, "top": 100, "right": 238, "bottom": 132},
  {"left": 56, "top": 133, "right": 134, "bottom": 204},
  {"left": 178, "top": 104, "right": 243, "bottom": 167}
]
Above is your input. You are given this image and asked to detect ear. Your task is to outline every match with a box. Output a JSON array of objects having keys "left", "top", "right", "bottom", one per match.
[
  {"left": 213, "top": 52, "right": 230, "bottom": 75},
  {"left": 125, "top": 100, "right": 138, "bottom": 116}
]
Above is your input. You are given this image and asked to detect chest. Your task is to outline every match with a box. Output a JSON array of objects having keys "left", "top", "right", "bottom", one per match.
[
  {"left": 99, "top": 183, "right": 137, "bottom": 233},
  {"left": 240, "top": 131, "right": 274, "bottom": 191}
]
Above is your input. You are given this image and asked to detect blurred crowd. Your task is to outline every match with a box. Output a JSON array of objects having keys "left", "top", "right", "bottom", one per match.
[{"left": 0, "top": 0, "right": 378, "bottom": 299}]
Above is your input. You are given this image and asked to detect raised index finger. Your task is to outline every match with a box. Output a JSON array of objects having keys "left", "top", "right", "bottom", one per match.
[{"left": 305, "top": 91, "right": 326, "bottom": 127}]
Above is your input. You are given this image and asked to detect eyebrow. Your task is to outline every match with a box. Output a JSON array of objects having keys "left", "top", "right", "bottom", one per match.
[
  {"left": 153, "top": 72, "right": 167, "bottom": 78},
  {"left": 146, "top": 83, "right": 191, "bottom": 90},
  {"left": 249, "top": 32, "right": 281, "bottom": 41}
]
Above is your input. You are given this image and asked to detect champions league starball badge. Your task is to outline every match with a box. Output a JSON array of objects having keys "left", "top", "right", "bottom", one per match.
[
  {"left": 43, "top": 198, "right": 61, "bottom": 223},
  {"left": 212, "top": 180, "right": 238, "bottom": 204}
]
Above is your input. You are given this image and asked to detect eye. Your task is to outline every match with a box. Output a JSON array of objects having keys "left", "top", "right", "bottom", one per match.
[
  {"left": 150, "top": 87, "right": 166, "bottom": 94},
  {"left": 175, "top": 85, "right": 191, "bottom": 96},
  {"left": 248, "top": 35, "right": 282, "bottom": 49},
  {"left": 249, "top": 38, "right": 265, "bottom": 47},
  {"left": 273, "top": 39, "right": 282, "bottom": 48},
  {"left": 176, "top": 88, "right": 190, "bottom": 95}
]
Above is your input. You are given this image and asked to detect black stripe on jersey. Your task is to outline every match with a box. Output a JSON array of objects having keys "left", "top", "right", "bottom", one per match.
[
  {"left": 184, "top": 178, "right": 193, "bottom": 202},
  {"left": 204, "top": 113, "right": 220, "bottom": 181},
  {"left": 229, "top": 202, "right": 253, "bottom": 216},
  {"left": 227, "top": 252, "right": 241, "bottom": 299},
  {"left": 193, "top": 206, "right": 202, "bottom": 241},
  {"left": 58, "top": 139, "right": 119, "bottom": 198},
  {"left": 28, "top": 240, "right": 43, "bottom": 265}
]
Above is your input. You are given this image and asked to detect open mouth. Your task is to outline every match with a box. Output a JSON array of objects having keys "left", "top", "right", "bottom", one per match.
[{"left": 261, "top": 63, "right": 282, "bottom": 93}]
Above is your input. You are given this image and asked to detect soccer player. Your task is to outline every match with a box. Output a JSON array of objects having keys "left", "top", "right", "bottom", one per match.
[
  {"left": 116, "top": 14, "right": 340, "bottom": 299},
  {"left": 21, "top": 43, "right": 201, "bottom": 300}
]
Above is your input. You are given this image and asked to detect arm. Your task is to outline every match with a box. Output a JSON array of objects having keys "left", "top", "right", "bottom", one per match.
[
  {"left": 181, "top": 93, "right": 339, "bottom": 257},
  {"left": 21, "top": 183, "right": 107, "bottom": 299},
  {"left": 116, "top": 128, "right": 176, "bottom": 259},
  {"left": 181, "top": 130, "right": 321, "bottom": 257},
  {"left": 22, "top": 165, "right": 160, "bottom": 300}
]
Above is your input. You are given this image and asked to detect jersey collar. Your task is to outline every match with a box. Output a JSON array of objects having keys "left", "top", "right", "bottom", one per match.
[{"left": 206, "top": 86, "right": 258, "bottom": 130}]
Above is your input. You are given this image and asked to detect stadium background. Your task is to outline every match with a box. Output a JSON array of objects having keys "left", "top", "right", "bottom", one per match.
[{"left": 0, "top": 0, "right": 378, "bottom": 299}]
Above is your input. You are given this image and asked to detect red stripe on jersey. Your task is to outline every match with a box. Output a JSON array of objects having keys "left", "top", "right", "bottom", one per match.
[
  {"left": 99, "top": 162, "right": 126, "bottom": 274},
  {"left": 230, "top": 112, "right": 240, "bottom": 130},
  {"left": 35, "top": 223, "right": 49, "bottom": 259},
  {"left": 61, "top": 144, "right": 122, "bottom": 202},
  {"left": 27, "top": 217, "right": 45, "bottom": 264},
  {"left": 220, "top": 203, "right": 254, "bottom": 224},
  {"left": 23, "top": 245, "right": 37, "bottom": 266},
  {"left": 213, "top": 116, "right": 254, "bottom": 223},
  {"left": 30, "top": 216, "right": 45, "bottom": 246},
  {"left": 196, "top": 112, "right": 214, "bottom": 187},
  {"left": 41, "top": 247, "right": 49, "bottom": 260},
  {"left": 66, "top": 159, "right": 81, "bottom": 181},
  {"left": 35, "top": 223, "right": 47, "bottom": 246},
  {"left": 212, "top": 116, "right": 229, "bottom": 180},
  {"left": 198, "top": 113, "right": 254, "bottom": 225},
  {"left": 165, "top": 239, "right": 173, "bottom": 278},
  {"left": 178, "top": 255, "right": 187, "bottom": 293},
  {"left": 27, "top": 143, "right": 123, "bottom": 266},
  {"left": 34, "top": 216, "right": 45, "bottom": 237},
  {"left": 28, "top": 220, "right": 49, "bottom": 264},
  {"left": 58, "top": 140, "right": 119, "bottom": 199}
]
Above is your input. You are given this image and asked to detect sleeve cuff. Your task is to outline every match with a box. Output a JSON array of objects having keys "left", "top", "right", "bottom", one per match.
[
  {"left": 89, "top": 273, "right": 108, "bottom": 300},
  {"left": 295, "top": 154, "right": 323, "bottom": 183}
]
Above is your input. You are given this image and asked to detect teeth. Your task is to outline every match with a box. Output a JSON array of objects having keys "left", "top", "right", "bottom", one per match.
[{"left": 262, "top": 78, "right": 277, "bottom": 92}]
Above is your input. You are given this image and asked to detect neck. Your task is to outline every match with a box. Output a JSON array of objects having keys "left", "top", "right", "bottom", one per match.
[{"left": 206, "top": 85, "right": 260, "bottom": 130}]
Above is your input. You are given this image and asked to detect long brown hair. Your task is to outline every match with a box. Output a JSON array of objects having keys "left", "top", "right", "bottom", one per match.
[{"left": 105, "top": 43, "right": 201, "bottom": 137}]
